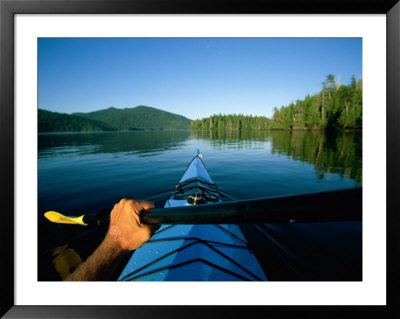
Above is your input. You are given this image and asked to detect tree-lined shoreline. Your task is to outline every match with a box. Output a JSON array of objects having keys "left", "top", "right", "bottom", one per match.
[
  {"left": 39, "top": 75, "right": 362, "bottom": 133},
  {"left": 191, "top": 75, "right": 362, "bottom": 131}
]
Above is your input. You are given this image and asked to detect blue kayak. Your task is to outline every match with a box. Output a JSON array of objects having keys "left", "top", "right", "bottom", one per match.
[{"left": 118, "top": 149, "right": 267, "bottom": 281}]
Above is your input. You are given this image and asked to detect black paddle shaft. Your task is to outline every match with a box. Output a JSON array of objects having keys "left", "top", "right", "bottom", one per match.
[{"left": 140, "top": 188, "right": 362, "bottom": 225}]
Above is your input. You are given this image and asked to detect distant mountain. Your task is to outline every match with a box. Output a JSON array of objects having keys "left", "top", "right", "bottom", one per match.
[
  {"left": 73, "top": 105, "right": 191, "bottom": 130},
  {"left": 38, "top": 109, "right": 116, "bottom": 132}
]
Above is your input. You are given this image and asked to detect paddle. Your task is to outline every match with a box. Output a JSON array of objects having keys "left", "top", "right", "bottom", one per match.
[
  {"left": 44, "top": 188, "right": 362, "bottom": 226},
  {"left": 44, "top": 209, "right": 109, "bottom": 227}
]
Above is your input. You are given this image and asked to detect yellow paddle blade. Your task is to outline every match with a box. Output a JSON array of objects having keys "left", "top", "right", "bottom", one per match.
[{"left": 44, "top": 211, "right": 88, "bottom": 226}]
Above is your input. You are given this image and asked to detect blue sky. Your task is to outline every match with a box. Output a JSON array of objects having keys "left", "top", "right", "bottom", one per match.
[{"left": 38, "top": 38, "right": 362, "bottom": 120}]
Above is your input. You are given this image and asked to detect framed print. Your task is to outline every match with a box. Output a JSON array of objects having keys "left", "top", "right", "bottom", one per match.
[{"left": 1, "top": 0, "right": 399, "bottom": 318}]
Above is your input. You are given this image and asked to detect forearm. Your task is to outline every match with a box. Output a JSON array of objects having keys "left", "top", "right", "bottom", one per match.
[
  {"left": 65, "top": 236, "right": 125, "bottom": 281},
  {"left": 65, "top": 199, "right": 155, "bottom": 281}
]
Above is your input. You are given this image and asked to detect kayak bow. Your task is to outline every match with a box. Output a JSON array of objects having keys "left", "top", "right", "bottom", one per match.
[{"left": 118, "top": 149, "right": 268, "bottom": 281}]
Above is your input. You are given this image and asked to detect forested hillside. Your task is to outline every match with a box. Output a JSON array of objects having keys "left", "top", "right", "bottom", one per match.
[
  {"left": 38, "top": 109, "right": 115, "bottom": 132},
  {"left": 190, "top": 75, "right": 362, "bottom": 130},
  {"left": 40, "top": 75, "right": 361, "bottom": 132},
  {"left": 73, "top": 105, "right": 191, "bottom": 130}
]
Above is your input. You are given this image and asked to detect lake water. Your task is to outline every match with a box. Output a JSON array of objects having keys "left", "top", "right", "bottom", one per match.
[{"left": 38, "top": 130, "right": 362, "bottom": 280}]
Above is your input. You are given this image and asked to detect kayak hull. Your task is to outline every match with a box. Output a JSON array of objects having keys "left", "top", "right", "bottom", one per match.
[{"left": 118, "top": 150, "right": 267, "bottom": 281}]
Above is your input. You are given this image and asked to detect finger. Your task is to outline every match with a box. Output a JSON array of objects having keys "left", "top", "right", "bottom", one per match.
[
  {"left": 112, "top": 199, "right": 123, "bottom": 212},
  {"left": 110, "top": 199, "right": 125, "bottom": 221},
  {"left": 112, "top": 198, "right": 126, "bottom": 214},
  {"left": 124, "top": 200, "right": 142, "bottom": 224},
  {"left": 133, "top": 200, "right": 155, "bottom": 211},
  {"left": 139, "top": 223, "right": 153, "bottom": 240}
]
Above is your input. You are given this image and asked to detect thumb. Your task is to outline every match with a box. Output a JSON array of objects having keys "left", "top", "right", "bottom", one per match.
[{"left": 135, "top": 200, "right": 155, "bottom": 212}]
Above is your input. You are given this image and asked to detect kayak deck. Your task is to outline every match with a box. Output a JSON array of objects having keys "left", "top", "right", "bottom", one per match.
[{"left": 118, "top": 150, "right": 267, "bottom": 281}]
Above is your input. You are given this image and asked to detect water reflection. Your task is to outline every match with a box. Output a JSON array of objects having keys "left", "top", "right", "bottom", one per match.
[
  {"left": 190, "top": 129, "right": 271, "bottom": 150},
  {"left": 38, "top": 129, "right": 362, "bottom": 280},
  {"left": 191, "top": 129, "right": 362, "bottom": 183},
  {"left": 39, "top": 129, "right": 362, "bottom": 183},
  {"left": 38, "top": 130, "right": 192, "bottom": 158},
  {"left": 269, "top": 130, "right": 362, "bottom": 183}
]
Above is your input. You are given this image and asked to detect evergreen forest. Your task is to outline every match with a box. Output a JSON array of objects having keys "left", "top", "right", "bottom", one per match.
[
  {"left": 39, "top": 106, "right": 191, "bottom": 132},
  {"left": 73, "top": 105, "right": 191, "bottom": 130},
  {"left": 38, "top": 109, "right": 116, "bottom": 132},
  {"left": 190, "top": 75, "right": 362, "bottom": 131},
  {"left": 39, "top": 75, "right": 361, "bottom": 133}
]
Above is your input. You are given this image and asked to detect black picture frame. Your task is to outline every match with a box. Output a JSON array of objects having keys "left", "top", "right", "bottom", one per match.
[{"left": 1, "top": 0, "right": 399, "bottom": 318}]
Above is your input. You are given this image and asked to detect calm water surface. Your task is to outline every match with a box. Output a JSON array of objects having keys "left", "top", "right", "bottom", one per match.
[{"left": 38, "top": 130, "right": 362, "bottom": 252}]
